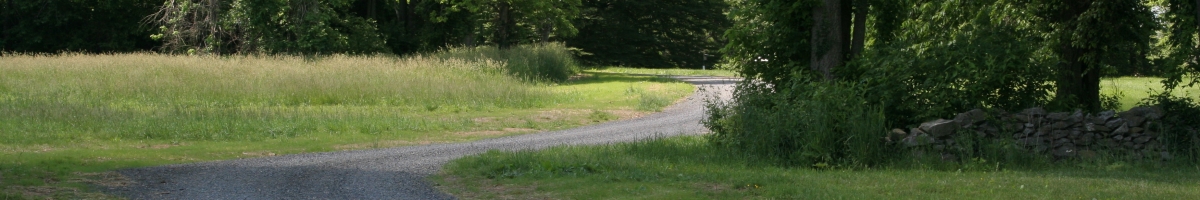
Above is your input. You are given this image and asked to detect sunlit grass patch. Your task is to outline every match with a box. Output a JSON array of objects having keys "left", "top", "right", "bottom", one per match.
[
  {"left": 1100, "top": 76, "right": 1200, "bottom": 111},
  {"left": 435, "top": 136, "right": 1200, "bottom": 200},
  {"left": 0, "top": 53, "right": 693, "bottom": 199},
  {"left": 587, "top": 66, "right": 738, "bottom": 77}
]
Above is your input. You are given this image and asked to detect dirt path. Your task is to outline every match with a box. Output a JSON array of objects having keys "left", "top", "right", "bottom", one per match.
[{"left": 105, "top": 76, "right": 737, "bottom": 199}]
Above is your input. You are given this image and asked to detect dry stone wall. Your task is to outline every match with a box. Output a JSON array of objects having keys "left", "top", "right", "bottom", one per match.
[{"left": 890, "top": 107, "right": 1170, "bottom": 161}]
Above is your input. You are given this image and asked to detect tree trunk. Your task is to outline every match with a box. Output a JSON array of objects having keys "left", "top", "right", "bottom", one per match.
[
  {"left": 1195, "top": 0, "right": 1199, "bottom": 28},
  {"left": 850, "top": 0, "right": 868, "bottom": 57},
  {"left": 496, "top": 1, "right": 513, "bottom": 48},
  {"left": 811, "top": 0, "right": 846, "bottom": 80},
  {"left": 1056, "top": 47, "right": 1102, "bottom": 111}
]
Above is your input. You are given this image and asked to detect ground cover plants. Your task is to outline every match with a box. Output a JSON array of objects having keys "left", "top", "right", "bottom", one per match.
[
  {"left": 434, "top": 74, "right": 1200, "bottom": 199},
  {"left": 0, "top": 45, "right": 694, "bottom": 199},
  {"left": 436, "top": 136, "right": 1200, "bottom": 199}
]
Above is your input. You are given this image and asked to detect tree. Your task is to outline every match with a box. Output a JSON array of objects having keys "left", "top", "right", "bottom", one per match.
[
  {"left": 1158, "top": 0, "right": 1200, "bottom": 89},
  {"left": 438, "top": 0, "right": 581, "bottom": 48},
  {"left": 149, "top": 0, "right": 389, "bottom": 55},
  {"left": 1026, "top": 0, "right": 1157, "bottom": 111},
  {"left": 1, "top": 0, "right": 160, "bottom": 53},
  {"left": 565, "top": 0, "right": 729, "bottom": 68}
]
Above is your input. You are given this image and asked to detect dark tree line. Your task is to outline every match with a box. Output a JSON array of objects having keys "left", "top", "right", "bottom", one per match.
[{"left": 1, "top": 0, "right": 727, "bottom": 69}]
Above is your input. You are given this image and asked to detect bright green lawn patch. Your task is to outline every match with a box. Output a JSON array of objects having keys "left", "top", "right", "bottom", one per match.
[
  {"left": 587, "top": 67, "right": 738, "bottom": 77},
  {"left": 1101, "top": 76, "right": 1200, "bottom": 111},
  {"left": 0, "top": 54, "right": 692, "bottom": 198},
  {"left": 436, "top": 136, "right": 1200, "bottom": 199}
]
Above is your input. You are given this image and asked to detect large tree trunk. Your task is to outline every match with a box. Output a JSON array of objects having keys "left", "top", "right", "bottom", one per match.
[
  {"left": 495, "top": 2, "right": 513, "bottom": 49},
  {"left": 1055, "top": 47, "right": 1102, "bottom": 111},
  {"left": 811, "top": 0, "right": 846, "bottom": 80},
  {"left": 850, "top": 0, "right": 868, "bottom": 57}
]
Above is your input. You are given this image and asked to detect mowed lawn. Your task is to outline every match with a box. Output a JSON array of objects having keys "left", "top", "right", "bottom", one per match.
[
  {"left": 436, "top": 136, "right": 1200, "bottom": 200},
  {"left": 435, "top": 75, "right": 1200, "bottom": 200},
  {"left": 0, "top": 54, "right": 693, "bottom": 198}
]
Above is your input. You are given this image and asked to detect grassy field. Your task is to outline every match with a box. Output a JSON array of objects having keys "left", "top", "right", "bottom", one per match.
[
  {"left": 587, "top": 67, "right": 739, "bottom": 77},
  {"left": 436, "top": 136, "right": 1200, "bottom": 200},
  {"left": 0, "top": 53, "right": 693, "bottom": 198},
  {"left": 1100, "top": 76, "right": 1200, "bottom": 111},
  {"left": 434, "top": 75, "right": 1200, "bottom": 200}
]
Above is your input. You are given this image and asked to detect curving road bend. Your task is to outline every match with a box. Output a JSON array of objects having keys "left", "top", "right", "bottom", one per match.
[{"left": 105, "top": 76, "right": 738, "bottom": 200}]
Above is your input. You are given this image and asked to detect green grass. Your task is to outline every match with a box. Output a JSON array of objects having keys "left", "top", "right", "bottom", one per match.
[
  {"left": 1101, "top": 76, "right": 1200, "bottom": 111},
  {"left": 435, "top": 136, "right": 1200, "bottom": 199},
  {"left": 0, "top": 53, "right": 693, "bottom": 198},
  {"left": 587, "top": 66, "right": 739, "bottom": 77}
]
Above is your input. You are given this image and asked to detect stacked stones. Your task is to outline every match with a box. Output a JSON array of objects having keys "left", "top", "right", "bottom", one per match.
[{"left": 891, "top": 106, "right": 1168, "bottom": 160}]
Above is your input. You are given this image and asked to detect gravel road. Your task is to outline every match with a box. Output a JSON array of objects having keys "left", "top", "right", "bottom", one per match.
[{"left": 106, "top": 76, "right": 737, "bottom": 200}]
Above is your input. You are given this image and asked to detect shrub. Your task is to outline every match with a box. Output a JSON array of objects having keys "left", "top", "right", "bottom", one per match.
[
  {"left": 434, "top": 43, "right": 579, "bottom": 83},
  {"left": 1138, "top": 92, "right": 1200, "bottom": 162},
  {"left": 704, "top": 76, "right": 892, "bottom": 167}
]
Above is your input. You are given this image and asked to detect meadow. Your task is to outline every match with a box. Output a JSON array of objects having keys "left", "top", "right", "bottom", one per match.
[{"left": 0, "top": 50, "right": 693, "bottom": 198}]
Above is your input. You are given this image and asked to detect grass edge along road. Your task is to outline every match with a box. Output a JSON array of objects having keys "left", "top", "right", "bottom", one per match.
[
  {"left": 435, "top": 135, "right": 1200, "bottom": 200},
  {"left": 0, "top": 52, "right": 694, "bottom": 199}
]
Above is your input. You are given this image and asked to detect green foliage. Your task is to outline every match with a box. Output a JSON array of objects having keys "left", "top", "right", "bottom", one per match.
[
  {"left": 704, "top": 76, "right": 891, "bottom": 167},
  {"left": 849, "top": 0, "right": 1054, "bottom": 125},
  {"left": 431, "top": 43, "right": 579, "bottom": 83},
  {"left": 1157, "top": 0, "right": 1200, "bottom": 89},
  {"left": 721, "top": 0, "right": 817, "bottom": 87},
  {"left": 436, "top": 0, "right": 581, "bottom": 48},
  {"left": 151, "top": 0, "right": 389, "bottom": 55},
  {"left": 565, "top": 0, "right": 729, "bottom": 68},
  {"left": 1138, "top": 93, "right": 1200, "bottom": 162},
  {"left": 0, "top": 0, "right": 160, "bottom": 53}
]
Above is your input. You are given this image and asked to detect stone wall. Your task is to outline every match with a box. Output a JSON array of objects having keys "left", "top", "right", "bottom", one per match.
[{"left": 889, "top": 107, "right": 1170, "bottom": 161}]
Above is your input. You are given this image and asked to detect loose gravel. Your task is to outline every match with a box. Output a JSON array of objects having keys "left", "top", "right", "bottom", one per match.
[{"left": 105, "top": 76, "right": 737, "bottom": 200}]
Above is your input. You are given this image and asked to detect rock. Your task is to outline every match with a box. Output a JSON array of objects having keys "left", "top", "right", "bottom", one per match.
[
  {"left": 1021, "top": 107, "right": 1047, "bottom": 117},
  {"left": 1004, "top": 123, "right": 1022, "bottom": 132},
  {"left": 1053, "top": 138, "right": 1071, "bottom": 147},
  {"left": 1130, "top": 127, "right": 1144, "bottom": 134},
  {"left": 934, "top": 144, "right": 946, "bottom": 151},
  {"left": 1017, "top": 137, "right": 1044, "bottom": 147},
  {"left": 1095, "top": 110, "right": 1116, "bottom": 122},
  {"left": 1105, "top": 118, "right": 1126, "bottom": 129},
  {"left": 1113, "top": 124, "right": 1130, "bottom": 135},
  {"left": 1113, "top": 135, "right": 1125, "bottom": 141},
  {"left": 1052, "top": 130, "right": 1070, "bottom": 139},
  {"left": 1069, "top": 110, "right": 1085, "bottom": 123},
  {"left": 902, "top": 133, "right": 934, "bottom": 147},
  {"left": 1125, "top": 116, "right": 1146, "bottom": 127},
  {"left": 920, "top": 119, "right": 959, "bottom": 137},
  {"left": 1099, "top": 139, "right": 1118, "bottom": 147},
  {"left": 1051, "top": 121, "right": 1070, "bottom": 129},
  {"left": 1014, "top": 114, "right": 1031, "bottom": 123},
  {"left": 1047, "top": 112, "right": 1069, "bottom": 121},
  {"left": 1161, "top": 152, "right": 1173, "bottom": 160},
  {"left": 968, "top": 109, "right": 988, "bottom": 123},
  {"left": 910, "top": 127, "right": 926, "bottom": 136},
  {"left": 1077, "top": 134, "right": 1095, "bottom": 145},
  {"left": 1135, "top": 135, "right": 1152, "bottom": 144},
  {"left": 1085, "top": 123, "right": 1111, "bottom": 133},
  {"left": 890, "top": 128, "right": 907, "bottom": 141}
]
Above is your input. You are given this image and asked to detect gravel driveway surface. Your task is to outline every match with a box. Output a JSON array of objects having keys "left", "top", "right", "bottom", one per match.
[{"left": 105, "top": 76, "right": 737, "bottom": 199}]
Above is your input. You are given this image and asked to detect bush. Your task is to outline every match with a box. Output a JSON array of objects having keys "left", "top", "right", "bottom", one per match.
[
  {"left": 434, "top": 43, "right": 579, "bottom": 83},
  {"left": 704, "top": 76, "right": 892, "bottom": 168},
  {"left": 1138, "top": 92, "right": 1200, "bottom": 162}
]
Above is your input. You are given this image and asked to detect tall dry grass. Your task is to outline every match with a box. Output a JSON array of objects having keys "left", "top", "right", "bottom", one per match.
[{"left": 0, "top": 52, "right": 557, "bottom": 143}]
